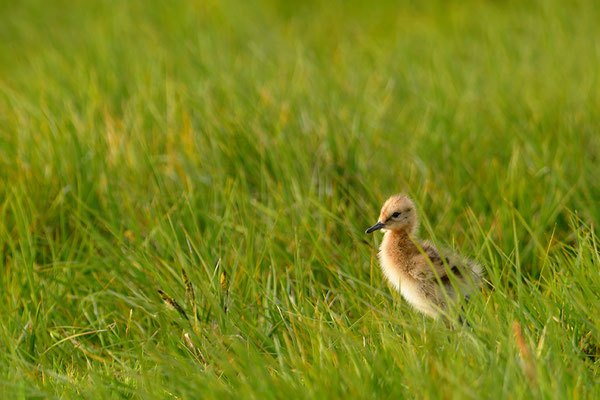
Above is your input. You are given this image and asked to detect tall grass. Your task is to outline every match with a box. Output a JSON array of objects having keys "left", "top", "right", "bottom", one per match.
[{"left": 1, "top": 0, "right": 599, "bottom": 398}]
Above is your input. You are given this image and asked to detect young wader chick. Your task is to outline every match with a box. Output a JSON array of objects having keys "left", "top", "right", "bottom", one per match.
[{"left": 365, "top": 194, "right": 483, "bottom": 319}]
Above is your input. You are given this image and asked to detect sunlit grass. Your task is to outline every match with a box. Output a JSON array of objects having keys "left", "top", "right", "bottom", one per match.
[{"left": 1, "top": 0, "right": 600, "bottom": 398}]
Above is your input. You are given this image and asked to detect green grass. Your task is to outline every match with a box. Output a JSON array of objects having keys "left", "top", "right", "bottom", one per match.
[{"left": 1, "top": 0, "right": 600, "bottom": 398}]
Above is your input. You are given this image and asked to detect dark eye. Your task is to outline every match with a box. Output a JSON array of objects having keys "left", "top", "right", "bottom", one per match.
[{"left": 392, "top": 212, "right": 401, "bottom": 218}]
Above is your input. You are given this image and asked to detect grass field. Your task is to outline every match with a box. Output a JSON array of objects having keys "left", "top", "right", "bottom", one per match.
[{"left": 1, "top": 0, "right": 600, "bottom": 398}]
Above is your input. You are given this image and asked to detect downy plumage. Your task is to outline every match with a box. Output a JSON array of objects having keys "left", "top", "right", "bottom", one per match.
[{"left": 366, "top": 194, "right": 483, "bottom": 319}]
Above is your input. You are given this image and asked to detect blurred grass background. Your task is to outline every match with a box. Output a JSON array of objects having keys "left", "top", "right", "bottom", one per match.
[{"left": 1, "top": 0, "right": 600, "bottom": 398}]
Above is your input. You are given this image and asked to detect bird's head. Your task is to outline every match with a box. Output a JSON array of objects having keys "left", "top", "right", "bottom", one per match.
[{"left": 365, "top": 194, "right": 418, "bottom": 234}]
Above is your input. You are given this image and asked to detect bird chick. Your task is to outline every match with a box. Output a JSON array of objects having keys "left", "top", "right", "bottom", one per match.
[{"left": 365, "top": 194, "right": 483, "bottom": 319}]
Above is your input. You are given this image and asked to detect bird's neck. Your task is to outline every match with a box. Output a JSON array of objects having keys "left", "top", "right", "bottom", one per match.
[
  {"left": 382, "top": 229, "right": 418, "bottom": 256},
  {"left": 379, "top": 229, "right": 419, "bottom": 280}
]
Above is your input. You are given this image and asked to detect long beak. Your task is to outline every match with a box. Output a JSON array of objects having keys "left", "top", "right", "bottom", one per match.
[{"left": 365, "top": 221, "right": 385, "bottom": 234}]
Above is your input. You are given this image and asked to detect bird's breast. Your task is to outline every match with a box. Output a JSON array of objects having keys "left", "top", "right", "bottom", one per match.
[
  {"left": 378, "top": 249, "right": 403, "bottom": 290},
  {"left": 378, "top": 232, "right": 412, "bottom": 290}
]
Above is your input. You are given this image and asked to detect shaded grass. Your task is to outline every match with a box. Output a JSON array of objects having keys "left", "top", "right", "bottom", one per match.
[{"left": 1, "top": 0, "right": 600, "bottom": 398}]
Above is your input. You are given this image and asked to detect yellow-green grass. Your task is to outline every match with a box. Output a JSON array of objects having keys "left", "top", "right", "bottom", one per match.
[{"left": 1, "top": 0, "right": 599, "bottom": 398}]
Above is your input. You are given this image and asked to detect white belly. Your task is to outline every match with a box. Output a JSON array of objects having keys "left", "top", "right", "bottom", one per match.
[
  {"left": 400, "top": 280, "right": 439, "bottom": 317},
  {"left": 379, "top": 249, "right": 440, "bottom": 317}
]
